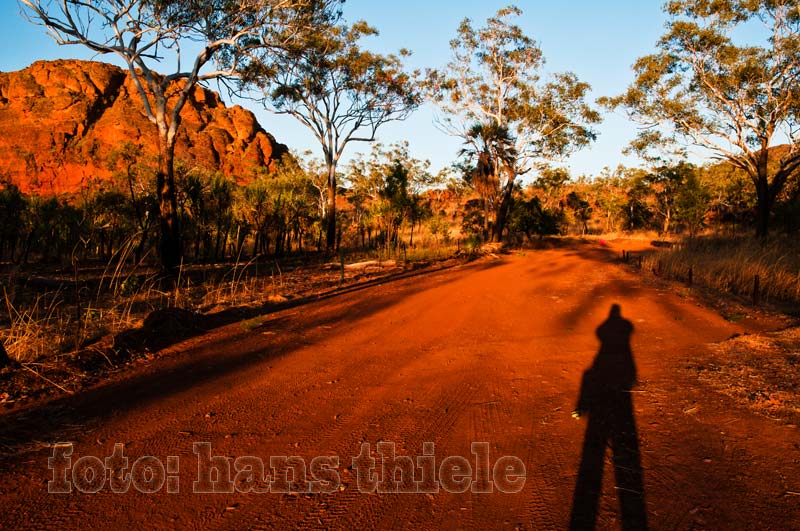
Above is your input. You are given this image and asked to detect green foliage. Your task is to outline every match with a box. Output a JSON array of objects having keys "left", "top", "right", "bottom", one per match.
[
  {"left": 346, "top": 142, "right": 434, "bottom": 250},
  {"left": 428, "top": 214, "right": 451, "bottom": 244},
  {"left": 635, "top": 162, "right": 707, "bottom": 234},
  {"left": 674, "top": 169, "right": 710, "bottom": 237},
  {"left": 534, "top": 166, "right": 571, "bottom": 210},
  {"left": 230, "top": 156, "right": 319, "bottom": 257},
  {"left": 88, "top": 188, "right": 135, "bottom": 260},
  {"left": 23, "top": 196, "right": 86, "bottom": 264},
  {"left": 251, "top": 14, "right": 421, "bottom": 249},
  {"left": 460, "top": 199, "right": 486, "bottom": 239},
  {"left": 623, "top": 174, "right": 656, "bottom": 232},
  {"left": 507, "top": 196, "right": 559, "bottom": 241},
  {"left": 524, "top": 162, "right": 718, "bottom": 236},
  {"left": 562, "top": 191, "right": 592, "bottom": 235},
  {"left": 0, "top": 183, "right": 28, "bottom": 262},
  {"left": 590, "top": 166, "right": 628, "bottom": 233},
  {"left": 603, "top": 0, "right": 800, "bottom": 237},
  {"left": 428, "top": 5, "right": 599, "bottom": 240}
]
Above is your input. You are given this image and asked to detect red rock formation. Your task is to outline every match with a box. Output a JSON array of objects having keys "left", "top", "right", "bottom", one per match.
[{"left": 0, "top": 59, "right": 287, "bottom": 195}]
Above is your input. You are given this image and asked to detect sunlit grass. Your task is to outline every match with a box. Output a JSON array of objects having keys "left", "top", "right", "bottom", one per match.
[
  {"left": 643, "top": 236, "right": 800, "bottom": 306},
  {"left": 0, "top": 241, "right": 467, "bottom": 365}
]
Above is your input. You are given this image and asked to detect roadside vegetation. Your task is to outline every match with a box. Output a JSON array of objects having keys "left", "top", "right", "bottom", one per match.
[{"left": 3, "top": 140, "right": 797, "bottom": 369}]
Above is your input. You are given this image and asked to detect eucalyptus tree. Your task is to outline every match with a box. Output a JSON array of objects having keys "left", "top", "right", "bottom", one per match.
[
  {"left": 20, "top": 0, "right": 341, "bottom": 270},
  {"left": 247, "top": 20, "right": 422, "bottom": 250},
  {"left": 427, "top": 5, "right": 600, "bottom": 241},
  {"left": 602, "top": 0, "right": 800, "bottom": 238}
]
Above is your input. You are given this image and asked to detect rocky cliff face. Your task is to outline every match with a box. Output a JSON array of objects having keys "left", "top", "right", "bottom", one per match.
[{"left": 0, "top": 59, "right": 287, "bottom": 195}]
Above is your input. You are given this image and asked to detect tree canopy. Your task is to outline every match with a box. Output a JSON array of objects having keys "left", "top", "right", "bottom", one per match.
[
  {"left": 20, "top": 0, "right": 342, "bottom": 269},
  {"left": 602, "top": 0, "right": 800, "bottom": 237},
  {"left": 244, "top": 18, "right": 421, "bottom": 250},
  {"left": 427, "top": 5, "right": 600, "bottom": 240}
]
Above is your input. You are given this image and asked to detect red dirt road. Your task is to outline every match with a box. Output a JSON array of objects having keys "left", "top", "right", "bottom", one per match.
[{"left": 1, "top": 244, "right": 798, "bottom": 530}]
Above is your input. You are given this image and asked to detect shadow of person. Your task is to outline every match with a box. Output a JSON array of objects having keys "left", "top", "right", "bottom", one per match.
[{"left": 569, "top": 304, "right": 648, "bottom": 531}]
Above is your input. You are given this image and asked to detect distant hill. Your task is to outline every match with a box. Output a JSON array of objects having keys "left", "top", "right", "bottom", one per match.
[{"left": 0, "top": 59, "right": 288, "bottom": 195}]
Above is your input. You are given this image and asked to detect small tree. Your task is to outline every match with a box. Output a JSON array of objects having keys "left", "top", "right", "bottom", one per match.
[
  {"left": 248, "top": 19, "right": 421, "bottom": 250},
  {"left": 107, "top": 142, "right": 157, "bottom": 263},
  {"left": 535, "top": 166, "right": 571, "bottom": 211},
  {"left": 590, "top": 166, "right": 629, "bottom": 233},
  {"left": 602, "top": 0, "right": 800, "bottom": 238},
  {"left": 0, "top": 183, "right": 28, "bottom": 262},
  {"left": 458, "top": 122, "right": 517, "bottom": 240},
  {"left": 264, "top": 156, "right": 317, "bottom": 255},
  {"left": 563, "top": 191, "right": 592, "bottom": 235},
  {"left": 675, "top": 170, "right": 710, "bottom": 238},
  {"left": 644, "top": 162, "right": 698, "bottom": 234},
  {"left": 700, "top": 162, "right": 757, "bottom": 233},
  {"left": 347, "top": 142, "right": 431, "bottom": 249},
  {"left": 624, "top": 171, "right": 656, "bottom": 232},
  {"left": 508, "top": 196, "right": 559, "bottom": 242},
  {"left": 21, "top": 0, "right": 341, "bottom": 270},
  {"left": 428, "top": 5, "right": 600, "bottom": 241}
]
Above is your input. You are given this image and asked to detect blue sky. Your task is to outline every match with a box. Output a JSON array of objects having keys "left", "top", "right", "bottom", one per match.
[{"left": 0, "top": 1, "right": 671, "bottom": 179}]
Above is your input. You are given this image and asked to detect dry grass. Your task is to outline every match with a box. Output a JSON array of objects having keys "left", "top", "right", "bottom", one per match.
[
  {"left": 642, "top": 236, "right": 800, "bottom": 307},
  {"left": 688, "top": 328, "right": 800, "bottom": 424},
  {"left": 2, "top": 289, "right": 66, "bottom": 363},
  {"left": 1, "top": 282, "right": 152, "bottom": 365},
  {"left": 0, "top": 242, "right": 464, "bottom": 369}
]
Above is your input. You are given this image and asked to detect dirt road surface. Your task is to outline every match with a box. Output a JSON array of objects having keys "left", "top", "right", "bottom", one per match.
[{"left": 1, "top": 244, "right": 798, "bottom": 530}]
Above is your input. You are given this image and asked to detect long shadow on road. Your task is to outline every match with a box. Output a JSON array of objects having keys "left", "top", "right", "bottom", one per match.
[
  {"left": 569, "top": 304, "right": 649, "bottom": 531},
  {"left": 0, "top": 259, "right": 504, "bottom": 461}
]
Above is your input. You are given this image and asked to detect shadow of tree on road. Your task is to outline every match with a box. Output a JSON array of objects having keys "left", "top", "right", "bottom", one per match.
[
  {"left": 0, "top": 259, "right": 503, "bottom": 459},
  {"left": 570, "top": 304, "right": 648, "bottom": 531}
]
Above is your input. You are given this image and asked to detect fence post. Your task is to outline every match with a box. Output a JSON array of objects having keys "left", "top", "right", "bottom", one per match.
[
  {"left": 339, "top": 248, "right": 345, "bottom": 285},
  {"left": 753, "top": 275, "right": 760, "bottom": 306},
  {"left": 0, "top": 343, "right": 10, "bottom": 370}
]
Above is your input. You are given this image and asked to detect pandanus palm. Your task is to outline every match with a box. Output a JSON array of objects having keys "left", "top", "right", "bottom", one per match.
[{"left": 460, "top": 122, "right": 518, "bottom": 240}]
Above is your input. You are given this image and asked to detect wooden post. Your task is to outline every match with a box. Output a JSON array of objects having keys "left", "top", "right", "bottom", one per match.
[
  {"left": 339, "top": 248, "right": 345, "bottom": 285},
  {"left": 753, "top": 275, "right": 760, "bottom": 306},
  {"left": 0, "top": 342, "right": 10, "bottom": 370}
]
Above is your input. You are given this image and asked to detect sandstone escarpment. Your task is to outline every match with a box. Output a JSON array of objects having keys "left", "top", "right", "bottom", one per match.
[{"left": 0, "top": 59, "right": 287, "bottom": 194}]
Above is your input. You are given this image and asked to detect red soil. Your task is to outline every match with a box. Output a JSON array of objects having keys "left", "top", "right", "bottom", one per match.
[{"left": 0, "top": 243, "right": 797, "bottom": 529}]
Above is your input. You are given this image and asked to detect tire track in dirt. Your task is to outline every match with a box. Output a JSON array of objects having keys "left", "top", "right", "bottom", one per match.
[
  {"left": 2, "top": 246, "right": 799, "bottom": 530},
  {"left": 290, "top": 311, "right": 494, "bottom": 528},
  {"left": 3, "top": 267, "right": 480, "bottom": 529},
  {"left": 205, "top": 269, "right": 491, "bottom": 530},
  {"left": 207, "top": 359, "right": 477, "bottom": 530}
]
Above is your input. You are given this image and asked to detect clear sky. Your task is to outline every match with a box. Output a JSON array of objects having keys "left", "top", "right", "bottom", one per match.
[{"left": 0, "top": 1, "right": 671, "bottom": 180}]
